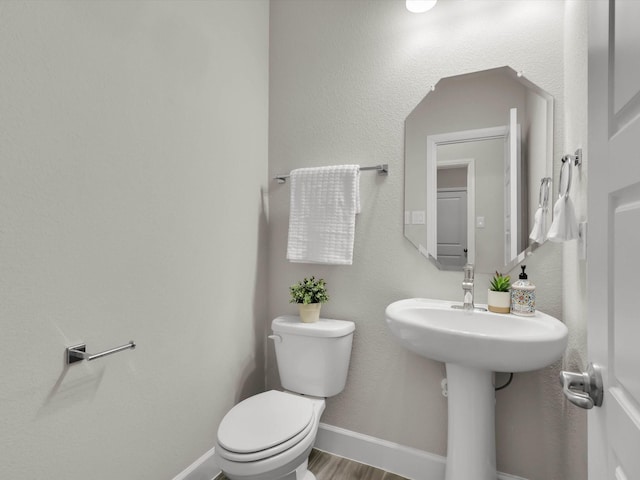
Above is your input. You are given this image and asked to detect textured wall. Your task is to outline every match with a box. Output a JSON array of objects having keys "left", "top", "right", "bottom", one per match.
[
  {"left": 0, "top": 2, "right": 268, "bottom": 479},
  {"left": 560, "top": 1, "right": 589, "bottom": 476},
  {"left": 268, "top": 1, "right": 586, "bottom": 479}
]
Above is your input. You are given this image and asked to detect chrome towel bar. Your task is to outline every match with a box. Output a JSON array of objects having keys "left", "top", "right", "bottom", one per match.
[
  {"left": 66, "top": 341, "right": 136, "bottom": 365},
  {"left": 274, "top": 164, "right": 388, "bottom": 184}
]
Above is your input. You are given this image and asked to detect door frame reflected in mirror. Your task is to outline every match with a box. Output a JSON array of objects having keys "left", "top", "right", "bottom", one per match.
[
  {"left": 432, "top": 158, "right": 475, "bottom": 269},
  {"left": 426, "top": 126, "right": 509, "bottom": 271}
]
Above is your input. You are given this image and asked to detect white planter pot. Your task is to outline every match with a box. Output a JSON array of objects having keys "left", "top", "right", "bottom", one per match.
[
  {"left": 487, "top": 290, "right": 510, "bottom": 314},
  {"left": 298, "top": 303, "right": 321, "bottom": 323}
]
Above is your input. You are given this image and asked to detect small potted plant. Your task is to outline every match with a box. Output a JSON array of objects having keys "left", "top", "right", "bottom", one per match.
[
  {"left": 488, "top": 271, "right": 511, "bottom": 313},
  {"left": 289, "top": 276, "right": 329, "bottom": 323}
]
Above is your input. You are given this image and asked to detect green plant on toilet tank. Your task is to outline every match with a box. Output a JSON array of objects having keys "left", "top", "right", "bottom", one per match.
[
  {"left": 289, "top": 276, "right": 329, "bottom": 323},
  {"left": 488, "top": 271, "right": 511, "bottom": 314}
]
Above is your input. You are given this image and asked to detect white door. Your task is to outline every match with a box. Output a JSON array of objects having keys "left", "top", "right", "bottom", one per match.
[
  {"left": 437, "top": 189, "right": 467, "bottom": 268},
  {"left": 587, "top": 1, "right": 640, "bottom": 478}
]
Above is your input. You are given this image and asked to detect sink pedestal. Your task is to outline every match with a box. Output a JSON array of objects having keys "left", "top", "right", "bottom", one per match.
[
  {"left": 445, "top": 363, "right": 496, "bottom": 480},
  {"left": 385, "top": 298, "right": 569, "bottom": 480}
]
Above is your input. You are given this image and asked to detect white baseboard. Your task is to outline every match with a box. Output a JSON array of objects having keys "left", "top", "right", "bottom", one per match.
[
  {"left": 315, "top": 423, "right": 528, "bottom": 480},
  {"left": 172, "top": 446, "right": 220, "bottom": 480},
  {"left": 314, "top": 423, "right": 445, "bottom": 480},
  {"left": 172, "top": 424, "right": 528, "bottom": 480}
]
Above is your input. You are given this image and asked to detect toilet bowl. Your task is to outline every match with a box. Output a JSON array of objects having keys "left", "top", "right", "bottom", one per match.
[
  {"left": 214, "top": 316, "right": 355, "bottom": 480},
  {"left": 214, "top": 390, "right": 325, "bottom": 480}
]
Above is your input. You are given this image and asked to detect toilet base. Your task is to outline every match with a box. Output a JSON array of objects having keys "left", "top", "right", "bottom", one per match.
[
  {"left": 222, "top": 457, "right": 315, "bottom": 480},
  {"left": 282, "top": 459, "right": 314, "bottom": 480}
]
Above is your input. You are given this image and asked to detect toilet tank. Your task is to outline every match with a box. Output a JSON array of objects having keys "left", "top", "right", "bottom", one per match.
[{"left": 271, "top": 315, "right": 355, "bottom": 397}]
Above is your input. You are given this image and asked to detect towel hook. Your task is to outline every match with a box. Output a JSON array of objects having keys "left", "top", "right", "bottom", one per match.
[
  {"left": 538, "top": 177, "right": 552, "bottom": 208},
  {"left": 558, "top": 159, "right": 573, "bottom": 197},
  {"left": 558, "top": 149, "right": 582, "bottom": 198},
  {"left": 563, "top": 148, "right": 583, "bottom": 167}
]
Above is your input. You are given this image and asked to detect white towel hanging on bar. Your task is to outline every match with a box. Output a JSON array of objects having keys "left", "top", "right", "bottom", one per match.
[{"left": 286, "top": 165, "right": 360, "bottom": 265}]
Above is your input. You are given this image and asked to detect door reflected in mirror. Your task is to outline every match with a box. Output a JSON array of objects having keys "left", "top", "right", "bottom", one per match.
[{"left": 404, "top": 67, "right": 554, "bottom": 273}]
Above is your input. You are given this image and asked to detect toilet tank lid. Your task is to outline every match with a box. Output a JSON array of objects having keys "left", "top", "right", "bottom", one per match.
[{"left": 272, "top": 315, "right": 355, "bottom": 338}]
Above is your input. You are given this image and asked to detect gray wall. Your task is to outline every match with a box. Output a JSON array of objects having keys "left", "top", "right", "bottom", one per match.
[
  {"left": 268, "top": 1, "right": 586, "bottom": 479},
  {"left": 0, "top": 2, "right": 269, "bottom": 479},
  {"left": 0, "top": 2, "right": 590, "bottom": 480}
]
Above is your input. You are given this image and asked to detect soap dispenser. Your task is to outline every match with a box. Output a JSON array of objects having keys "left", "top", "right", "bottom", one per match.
[{"left": 510, "top": 265, "right": 536, "bottom": 316}]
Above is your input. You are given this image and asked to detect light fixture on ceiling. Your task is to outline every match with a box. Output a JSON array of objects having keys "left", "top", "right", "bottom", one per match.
[{"left": 406, "top": 0, "right": 438, "bottom": 13}]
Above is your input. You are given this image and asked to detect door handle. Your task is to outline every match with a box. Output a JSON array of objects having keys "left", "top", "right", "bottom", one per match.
[{"left": 559, "top": 362, "right": 603, "bottom": 409}]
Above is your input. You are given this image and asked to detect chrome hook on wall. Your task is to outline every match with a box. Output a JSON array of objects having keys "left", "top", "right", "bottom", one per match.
[
  {"left": 559, "top": 149, "right": 582, "bottom": 197},
  {"left": 562, "top": 148, "right": 582, "bottom": 167}
]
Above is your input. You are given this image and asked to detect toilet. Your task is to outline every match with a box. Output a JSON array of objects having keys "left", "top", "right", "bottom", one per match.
[{"left": 214, "top": 315, "right": 355, "bottom": 480}]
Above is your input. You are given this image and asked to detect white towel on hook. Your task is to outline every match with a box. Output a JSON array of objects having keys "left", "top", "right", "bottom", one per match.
[
  {"left": 529, "top": 178, "right": 550, "bottom": 244},
  {"left": 548, "top": 161, "right": 579, "bottom": 242},
  {"left": 547, "top": 177, "right": 579, "bottom": 244},
  {"left": 529, "top": 206, "right": 548, "bottom": 244},
  {"left": 286, "top": 165, "right": 360, "bottom": 265},
  {"left": 547, "top": 195, "right": 579, "bottom": 242}
]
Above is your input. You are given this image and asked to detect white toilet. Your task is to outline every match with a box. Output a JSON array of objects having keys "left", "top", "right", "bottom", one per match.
[{"left": 214, "top": 315, "right": 355, "bottom": 480}]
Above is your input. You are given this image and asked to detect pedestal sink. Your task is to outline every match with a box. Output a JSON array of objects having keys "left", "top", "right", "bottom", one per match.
[{"left": 385, "top": 298, "right": 568, "bottom": 480}]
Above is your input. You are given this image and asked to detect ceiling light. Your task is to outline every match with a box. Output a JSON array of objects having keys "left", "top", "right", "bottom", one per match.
[{"left": 406, "top": 0, "right": 438, "bottom": 13}]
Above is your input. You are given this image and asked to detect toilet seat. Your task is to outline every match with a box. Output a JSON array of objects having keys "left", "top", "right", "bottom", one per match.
[{"left": 217, "top": 391, "right": 315, "bottom": 463}]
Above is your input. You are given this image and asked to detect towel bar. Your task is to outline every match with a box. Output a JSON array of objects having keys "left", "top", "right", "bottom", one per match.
[
  {"left": 66, "top": 341, "right": 136, "bottom": 364},
  {"left": 274, "top": 164, "right": 388, "bottom": 184}
]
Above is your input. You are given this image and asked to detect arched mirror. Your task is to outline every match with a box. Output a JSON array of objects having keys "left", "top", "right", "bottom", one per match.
[{"left": 404, "top": 66, "right": 554, "bottom": 273}]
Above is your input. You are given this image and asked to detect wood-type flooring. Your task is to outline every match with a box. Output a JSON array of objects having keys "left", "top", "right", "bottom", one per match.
[{"left": 215, "top": 448, "right": 409, "bottom": 480}]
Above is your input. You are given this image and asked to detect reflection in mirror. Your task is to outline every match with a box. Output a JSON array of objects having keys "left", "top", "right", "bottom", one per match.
[{"left": 404, "top": 67, "right": 553, "bottom": 273}]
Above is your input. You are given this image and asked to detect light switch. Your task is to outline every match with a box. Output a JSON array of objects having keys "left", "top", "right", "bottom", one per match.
[
  {"left": 476, "top": 216, "right": 486, "bottom": 228},
  {"left": 404, "top": 211, "right": 411, "bottom": 225},
  {"left": 412, "top": 210, "right": 426, "bottom": 225}
]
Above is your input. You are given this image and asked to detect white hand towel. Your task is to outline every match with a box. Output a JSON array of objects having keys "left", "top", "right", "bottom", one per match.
[
  {"left": 529, "top": 205, "right": 548, "bottom": 244},
  {"left": 547, "top": 195, "right": 579, "bottom": 242},
  {"left": 529, "top": 178, "right": 551, "bottom": 244},
  {"left": 286, "top": 165, "right": 360, "bottom": 265}
]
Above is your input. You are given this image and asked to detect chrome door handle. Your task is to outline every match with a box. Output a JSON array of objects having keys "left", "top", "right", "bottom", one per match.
[{"left": 559, "top": 362, "right": 603, "bottom": 409}]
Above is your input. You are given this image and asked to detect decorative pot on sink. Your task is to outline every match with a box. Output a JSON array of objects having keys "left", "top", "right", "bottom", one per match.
[{"left": 385, "top": 298, "right": 568, "bottom": 480}]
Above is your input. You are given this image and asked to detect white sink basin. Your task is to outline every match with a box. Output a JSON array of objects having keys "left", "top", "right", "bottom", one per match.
[
  {"left": 385, "top": 298, "right": 568, "bottom": 372},
  {"left": 385, "top": 298, "right": 568, "bottom": 480}
]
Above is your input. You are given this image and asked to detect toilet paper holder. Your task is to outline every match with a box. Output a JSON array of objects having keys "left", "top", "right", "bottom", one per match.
[{"left": 66, "top": 340, "right": 136, "bottom": 365}]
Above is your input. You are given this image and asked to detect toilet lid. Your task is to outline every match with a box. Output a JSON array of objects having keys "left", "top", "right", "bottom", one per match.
[{"left": 217, "top": 390, "right": 314, "bottom": 455}]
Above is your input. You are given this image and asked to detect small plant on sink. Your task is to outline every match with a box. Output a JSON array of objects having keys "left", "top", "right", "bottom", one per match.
[{"left": 488, "top": 271, "right": 511, "bottom": 313}]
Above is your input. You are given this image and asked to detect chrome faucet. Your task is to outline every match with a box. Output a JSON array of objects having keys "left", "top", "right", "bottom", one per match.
[{"left": 462, "top": 263, "right": 475, "bottom": 310}]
